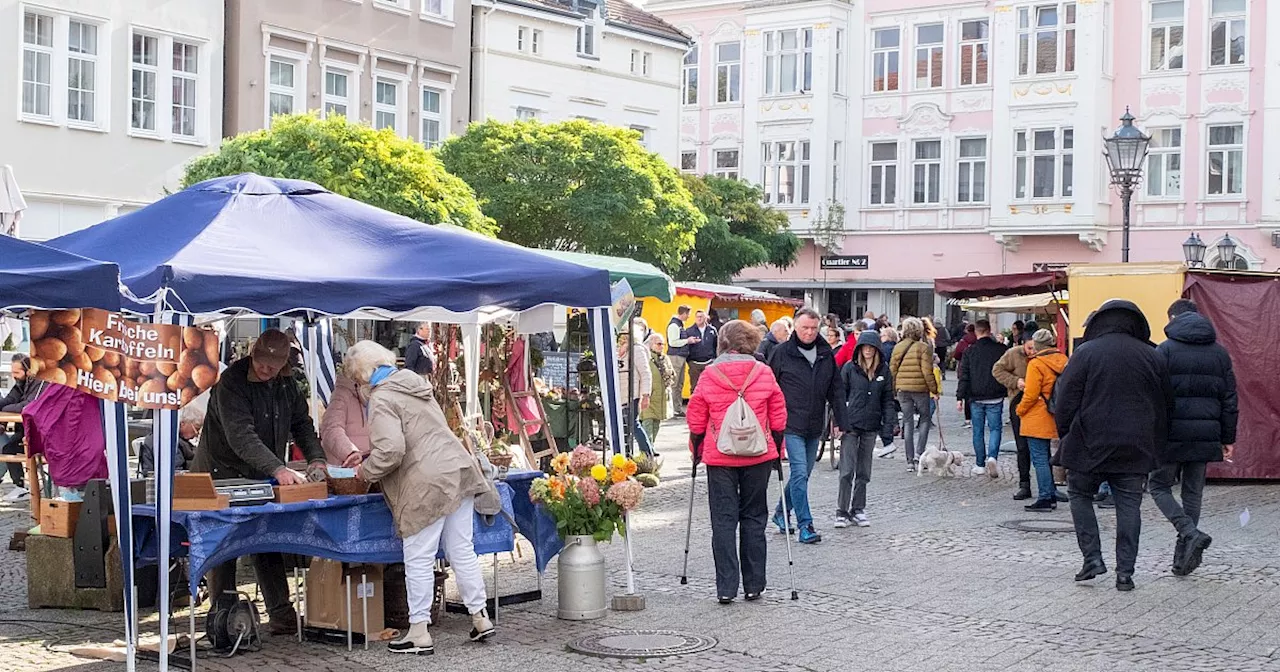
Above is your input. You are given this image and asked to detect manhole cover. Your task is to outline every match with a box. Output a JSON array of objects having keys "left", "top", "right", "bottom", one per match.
[
  {"left": 1000, "top": 519, "right": 1076, "bottom": 533},
  {"left": 567, "top": 630, "right": 717, "bottom": 658}
]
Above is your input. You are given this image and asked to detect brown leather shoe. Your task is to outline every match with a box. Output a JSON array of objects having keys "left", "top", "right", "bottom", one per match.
[{"left": 267, "top": 612, "right": 299, "bottom": 636}]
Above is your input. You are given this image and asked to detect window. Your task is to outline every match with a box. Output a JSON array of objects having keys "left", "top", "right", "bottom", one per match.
[
  {"left": 1206, "top": 124, "right": 1244, "bottom": 196},
  {"left": 515, "top": 106, "right": 538, "bottom": 120},
  {"left": 714, "top": 149, "right": 739, "bottom": 179},
  {"left": 1014, "top": 128, "right": 1074, "bottom": 200},
  {"left": 834, "top": 29, "right": 845, "bottom": 93},
  {"left": 1149, "top": 1, "right": 1184, "bottom": 71},
  {"left": 682, "top": 46, "right": 698, "bottom": 105},
  {"left": 831, "top": 141, "right": 842, "bottom": 198},
  {"left": 1145, "top": 128, "right": 1182, "bottom": 197},
  {"left": 868, "top": 142, "right": 897, "bottom": 206},
  {"left": 956, "top": 138, "right": 987, "bottom": 203},
  {"left": 1209, "top": 0, "right": 1245, "bottom": 67},
  {"left": 374, "top": 78, "right": 399, "bottom": 132},
  {"left": 421, "top": 0, "right": 448, "bottom": 19},
  {"left": 577, "top": 8, "right": 599, "bottom": 57},
  {"left": 422, "top": 86, "right": 444, "bottom": 148},
  {"left": 517, "top": 26, "right": 527, "bottom": 52},
  {"left": 763, "top": 28, "right": 813, "bottom": 96},
  {"left": 871, "top": 28, "right": 900, "bottom": 92},
  {"left": 531, "top": 29, "right": 542, "bottom": 55},
  {"left": 268, "top": 57, "right": 298, "bottom": 123},
  {"left": 130, "top": 34, "right": 158, "bottom": 132},
  {"left": 680, "top": 151, "right": 697, "bottom": 173},
  {"left": 915, "top": 24, "right": 943, "bottom": 89},
  {"left": 715, "top": 42, "right": 741, "bottom": 103},
  {"left": 959, "top": 20, "right": 989, "bottom": 86},
  {"left": 171, "top": 41, "right": 198, "bottom": 137},
  {"left": 22, "top": 11, "right": 54, "bottom": 117},
  {"left": 630, "top": 50, "right": 652, "bottom": 76},
  {"left": 1017, "top": 3, "right": 1076, "bottom": 76},
  {"left": 630, "top": 125, "right": 650, "bottom": 149},
  {"left": 66, "top": 20, "right": 99, "bottom": 123},
  {"left": 760, "top": 140, "right": 810, "bottom": 205},
  {"left": 643, "top": 52, "right": 652, "bottom": 76},
  {"left": 323, "top": 68, "right": 352, "bottom": 120},
  {"left": 912, "top": 140, "right": 942, "bottom": 204}
]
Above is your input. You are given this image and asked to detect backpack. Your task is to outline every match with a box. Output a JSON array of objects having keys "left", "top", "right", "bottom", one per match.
[
  {"left": 710, "top": 364, "right": 768, "bottom": 458},
  {"left": 1038, "top": 361, "right": 1065, "bottom": 415}
]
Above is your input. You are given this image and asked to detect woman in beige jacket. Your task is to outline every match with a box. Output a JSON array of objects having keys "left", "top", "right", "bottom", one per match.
[{"left": 349, "top": 340, "right": 496, "bottom": 655}]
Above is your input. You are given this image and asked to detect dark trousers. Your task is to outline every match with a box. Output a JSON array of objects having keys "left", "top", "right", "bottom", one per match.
[
  {"left": 687, "top": 361, "right": 711, "bottom": 396},
  {"left": 706, "top": 461, "right": 772, "bottom": 598},
  {"left": 1068, "top": 472, "right": 1146, "bottom": 575},
  {"left": 837, "top": 431, "right": 876, "bottom": 516},
  {"left": 1009, "top": 395, "right": 1031, "bottom": 486},
  {"left": 1149, "top": 461, "right": 1208, "bottom": 537},
  {"left": 2, "top": 435, "right": 24, "bottom": 487},
  {"left": 207, "top": 553, "right": 294, "bottom": 621},
  {"left": 935, "top": 346, "right": 949, "bottom": 377}
]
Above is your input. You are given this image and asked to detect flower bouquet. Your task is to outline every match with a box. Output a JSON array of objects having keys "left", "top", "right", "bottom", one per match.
[{"left": 530, "top": 445, "right": 644, "bottom": 542}]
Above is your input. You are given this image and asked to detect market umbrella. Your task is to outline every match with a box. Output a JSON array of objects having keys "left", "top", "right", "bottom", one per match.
[
  {"left": 532, "top": 249, "right": 675, "bottom": 302},
  {"left": 0, "top": 235, "right": 125, "bottom": 312},
  {"left": 1, "top": 165, "right": 27, "bottom": 237}
]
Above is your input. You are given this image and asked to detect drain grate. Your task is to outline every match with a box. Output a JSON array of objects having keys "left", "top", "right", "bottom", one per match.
[
  {"left": 567, "top": 630, "right": 717, "bottom": 659},
  {"left": 1000, "top": 519, "right": 1076, "bottom": 533}
]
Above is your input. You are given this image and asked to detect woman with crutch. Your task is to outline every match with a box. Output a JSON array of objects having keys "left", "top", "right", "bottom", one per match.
[{"left": 684, "top": 320, "right": 789, "bottom": 604}]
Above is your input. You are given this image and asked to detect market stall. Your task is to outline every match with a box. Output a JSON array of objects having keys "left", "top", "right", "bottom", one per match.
[{"left": 934, "top": 271, "right": 1070, "bottom": 350}]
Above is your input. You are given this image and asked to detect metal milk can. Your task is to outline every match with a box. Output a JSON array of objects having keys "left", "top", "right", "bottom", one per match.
[{"left": 556, "top": 535, "right": 607, "bottom": 620}]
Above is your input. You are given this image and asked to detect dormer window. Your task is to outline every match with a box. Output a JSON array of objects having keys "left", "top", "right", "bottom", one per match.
[{"left": 577, "top": 2, "right": 601, "bottom": 58}]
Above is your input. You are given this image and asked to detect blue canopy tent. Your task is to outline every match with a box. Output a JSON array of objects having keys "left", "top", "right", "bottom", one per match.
[
  {"left": 45, "top": 174, "right": 620, "bottom": 671},
  {"left": 0, "top": 234, "right": 125, "bottom": 312}
]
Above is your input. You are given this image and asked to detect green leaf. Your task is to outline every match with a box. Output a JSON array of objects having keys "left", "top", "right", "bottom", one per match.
[{"left": 676, "top": 175, "right": 800, "bottom": 283}]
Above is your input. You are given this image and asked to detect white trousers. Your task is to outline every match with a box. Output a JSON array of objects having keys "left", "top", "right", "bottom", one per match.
[{"left": 402, "top": 496, "right": 488, "bottom": 624}]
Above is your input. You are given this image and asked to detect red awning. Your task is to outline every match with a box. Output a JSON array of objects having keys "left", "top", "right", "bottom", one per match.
[{"left": 933, "top": 271, "right": 1067, "bottom": 299}]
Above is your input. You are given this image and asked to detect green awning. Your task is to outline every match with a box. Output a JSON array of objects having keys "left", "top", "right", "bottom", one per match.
[{"left": 533, "top": 250, "right": 675, "bottom": 302}]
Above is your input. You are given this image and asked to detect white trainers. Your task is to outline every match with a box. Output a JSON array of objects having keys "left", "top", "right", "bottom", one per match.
[
  {"left": 985, "top": 457, "right": 1000, "bottom": 479},
  {"left": 875, "top": 444, "right": 897, "bottom": 458},
  {"left": 388, "top": 622, "right": 434, "bottom": 655},
  {"left": 3, "top": 487, "right": 29, "bottom": 502},
  {"left": 970, "top": 466, "right": 987, "bottom": 476},
  {"left": 833, "top": 516, "right": 850, "bottom": 529},
  {"left": 853, "top": 512, "right": 870, "bottom": 528},
  {"left": 469, "top": 608, "right": 495, "bottom": 642}
]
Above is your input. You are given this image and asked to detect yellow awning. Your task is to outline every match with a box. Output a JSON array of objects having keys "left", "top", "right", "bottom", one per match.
[{"left": 960, "top": 291, "right": 1068, "bottom": 313}]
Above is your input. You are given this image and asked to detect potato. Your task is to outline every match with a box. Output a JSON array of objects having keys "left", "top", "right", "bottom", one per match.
[
  {"left": 203, "top": 331, "right": 221, "bottom": 367},
  {"left": 190, "top": 364, "right": 217, "bottom": 390},
  {"left": 92, "top": 367, "right": 117, "bottom": 394},
  {"left": 164, "top": 332, "right": 182, "bottom": 361},
  {"left": 139, "top": 378, "right": 167, "bottom": 403},
  {"left": 178, "top": 349, "right": 200, "bottom": 378},
  {"left": 156, "top": 361, "right": 177, "bottom": 377},
  {"left": 102, "top": 351, "right": 122, "bottom": 368},
  {"left": 60, "top": 326, "right": 85, "bottom": 356},
  {"left": 124, "top": 358, "right": 140, "bottom": 379},
  {"left": 183, "top": 327, "right": 204, "bottom": 350},
  {"left": 48, "top": 367, "right": 67, "bottom": 387},
  {"left": 85, "top": 345, "right": 105, "bottom": 362},
  {"left": 29, "top": 312, "right": 50, "bottom": 341},
  {"left": 60, "top": 363, "right": 78, "bottom": 385},
  {"left": 71, "top": 351, "right": 93, "bottom": 372},
  {"left": 179, "top": 386, "right": 197, "bottom": 407},
  {"left": 167, "top": 370, "right": 189, "bottom": 391},
  {"left": 139, "top": 361, "right": 158, "bottom": 377},
  {"left": 35, "top": 337, "right": 67, "bottom": 362},
  {"left": 51, "top": 309, "right": 80, "bottom": 326}
]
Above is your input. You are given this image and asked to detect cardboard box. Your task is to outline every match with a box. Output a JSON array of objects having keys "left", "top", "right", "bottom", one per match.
[
  {"left": 40, "top": 500, "right": 82, "bottom": 538},
  {"left": 273, "top": 481, "right": 328, "bottom": 504},
  {"left": 305, "top": 559, "right": 385, "bottom": 636}
]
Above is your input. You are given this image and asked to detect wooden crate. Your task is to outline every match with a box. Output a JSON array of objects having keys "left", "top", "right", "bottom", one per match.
[
  {"left": 40, "top": 500, "right": 82, "bottom": 538},
  {"left": 273, "top": 481, "right": 328, "bottom": 504}
]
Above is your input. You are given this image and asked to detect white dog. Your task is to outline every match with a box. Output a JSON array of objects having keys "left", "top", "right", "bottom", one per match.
[{"left": 916, "top": 445, "right": 966, "bottom": 477}]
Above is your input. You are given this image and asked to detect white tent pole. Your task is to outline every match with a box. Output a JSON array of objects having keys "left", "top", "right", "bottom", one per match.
[{"left": 461, "top": 324, "right": 481, "bottom": 417}]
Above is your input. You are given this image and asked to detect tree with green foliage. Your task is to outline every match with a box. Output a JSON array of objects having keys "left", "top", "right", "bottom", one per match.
[
  {"left": 437, "top": 120, "right": 704, "bottom": 271},
  {"left": 678, "top": 175, "right": 801, "bottom": 283},
  {"left": 183, "top": 114, "right": 494, "bottom": 234}
]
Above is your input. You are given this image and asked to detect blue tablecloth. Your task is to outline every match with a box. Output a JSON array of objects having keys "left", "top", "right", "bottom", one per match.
[{"left": 504, "top": 469, "right": 563, "bottom": 573}]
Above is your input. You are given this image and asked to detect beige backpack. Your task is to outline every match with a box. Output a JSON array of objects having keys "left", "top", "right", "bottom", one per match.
[{"left": 710, "top": 364, "right": 768, "bottom": 458}]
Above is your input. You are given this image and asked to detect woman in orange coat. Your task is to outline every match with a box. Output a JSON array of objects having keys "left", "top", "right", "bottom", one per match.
[{"left": 1017, "top": 329, "right": 1069, "bottom": 511}]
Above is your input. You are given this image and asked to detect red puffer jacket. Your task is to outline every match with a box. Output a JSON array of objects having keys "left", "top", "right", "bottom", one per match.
[{"left": 686, "top": 356, "right": 788, "bottom": 468}]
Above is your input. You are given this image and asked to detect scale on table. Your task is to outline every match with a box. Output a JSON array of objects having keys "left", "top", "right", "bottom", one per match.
[{"left": 213, "top": 478, "right": 276, "bottom": 506}]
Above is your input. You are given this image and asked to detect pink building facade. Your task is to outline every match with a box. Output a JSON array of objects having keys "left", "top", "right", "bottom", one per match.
[{"left": 651, "top": 0, "right": 1278, "bottom": 323}]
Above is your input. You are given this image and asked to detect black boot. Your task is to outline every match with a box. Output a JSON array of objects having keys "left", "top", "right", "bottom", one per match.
[
  {"left": 1012, "top": 484, "right": 1032, "bottom": 501},
  {"left": 1024, "top": 499, "right": 1056, "bottom": 512},
  {"left": 1171, "top": 536, "right": 1189, "bottom": 575},
  {"left": 1075, "top": 558, "right": 1107, "bottom": 582},
  {"left": 1179, "top": 531, "right": 1212, "bottom": 576},
  {"left": 1115, "top": 574, "right": 1135, "bottom": 592}
]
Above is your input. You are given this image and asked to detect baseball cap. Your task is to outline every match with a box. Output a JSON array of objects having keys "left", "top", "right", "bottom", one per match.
[{"left": 251, "top": 329, "right": 292, "bottom": 368}]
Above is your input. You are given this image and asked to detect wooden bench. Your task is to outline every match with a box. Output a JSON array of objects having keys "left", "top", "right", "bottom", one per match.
[{"left": 0, "top": 412, "right": 42, "bottom": 522}]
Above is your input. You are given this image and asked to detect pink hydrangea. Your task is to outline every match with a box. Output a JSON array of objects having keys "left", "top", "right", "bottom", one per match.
[
  {"left": 605, "top": 479, "right": 644, "bottom": 511},
  {"left": 576, "top": 477, "right": 601, "bottom": 506},
  {"left": 569, "top": 445, "right": 599, "bottom": 476}
]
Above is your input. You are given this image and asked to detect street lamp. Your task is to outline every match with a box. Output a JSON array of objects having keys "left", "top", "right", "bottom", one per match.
[
  {"left": 1217, "top": 232, "right": 1238, "bottom": 269},
  {"left": 1182, "top": 232, "right": 1206, "bottom": 268},
  {"left": 1103, "top": 108, "right": 1152, "bottom": 263}
]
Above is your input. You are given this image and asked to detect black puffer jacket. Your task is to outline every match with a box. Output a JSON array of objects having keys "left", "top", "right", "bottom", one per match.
[
  {"left": 956, "top": 337, "right": 1008, "bottom": 401},
  {"left": 755, "top": 330, "right": 781, "bottom": 363},
  {"left": 1156, "top": 312, "right": 1238, "bottom": 463},
  {"left": 1054, "top": 300, "right": 1174, "bottom": 475},
  {"left": 0, "top": 377, "right": 46, "bottom": 414},
  {"left": 767, "top": 333, "right": 842, "bottom": 439},
  {"left": 840, "top": 331, "right": 896, "bottom": 441}
]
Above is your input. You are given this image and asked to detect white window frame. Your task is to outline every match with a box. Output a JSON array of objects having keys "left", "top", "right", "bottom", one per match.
[
  {"left": 680, "top": 151, "right": 697, "bottom": 173},
  {"left": 1147, "top": 0, "right": 1185, "bottom": 72},
  {"left": 1205, "top": 122, "right": 1244, "bottom": 197},
  {"left": 515, "top": 106, "right": 539, "bottom": 120},
  {"left": 20, "top": 9, "right": 110, "bottom": 131},
  {"left": 1014, "top": 127, "right": 1074, "bottom": 201},
  {"left": 955, "top": 137, "right": 988, "bottom": 204},
  {"left": 421, "top": 84, "right": 448, "bottom": 148},
  {"left": 124, "top": 29, "right": 206, "bottom": 142},
  {"left": 21, "top": 10, "right": 55, "bottom": 121},
  {"left": 517, "top": 26, "right": 528, "bottom": 52},
  {"left": 867, "top": 141, "right": 898, "bottom": 207},
  {"left": 373, "top": 75, "right": 404, "bottom": 135},
  {"left": 170, "top": 39, "right": 200, "bottom": 140},
  {"left": 322, "top": 63, "right": 358, "bottom": 122},
  {"left": 760, "top": 140, "right": 810, "bottom": 205},
  {"left": 129, "top": 32, "right": 159, "bottom": 134},
  {"left": 630, "top": 125, "right": 651, "bottom": 150},
  {"left": 831, "top": 141, "right": 842, "bottom": 199},
  {"left": 1016, "top": 2, "right": 1076, "bottom": 77},
  {"left": 682, "top": 46, "right": 698, "bottom": 105},
  {"left": 265, "top": 51, "right": 305, "bottom": 128},
  {"left": 1144, "top": 127, "right": 1182, "bottom": 199},
  {"left": 65, "top": 18, "right": 100, "bottom": 126},
  {"left": 871, "top": 27, "right": 900, "bottom": 93},
  {"left": 833, "top": 29, "right": 845, "bottom": 94},
  {"left": 762, "top": 28, "right": 813, "bottom": 96},
  {"left": 713, "top": 148, "right": 739, "bottom": 179},
  {"left": 642, "top": 52, "right": 652, "bottom": 77},
  {"left": 911, "top": 139, "right": 942, "bottom": 205},
  {"left": 420, "top": 0, "right": 453, "bottom": 22},
  {"left": 914, "top": 23, "right": 944, "bottom": 90},
  {"left": 715, "top": 41, "right": 741, "bottom": 104},
  {"left": 958, "top": 19, "right": 989, "bottom": 86},
  {"left": 577, "top": 7, "right": 601, "bottom": 58},
  {"left": 532, "top": 29, "right": 542, "bottom": 55},
  {"left": 1208, "top": 0, "right": 1246, "bottom": 68}
]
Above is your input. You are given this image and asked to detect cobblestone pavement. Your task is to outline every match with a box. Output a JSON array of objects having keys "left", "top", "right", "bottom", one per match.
[{"left": 5, "top": 379, "right": 1280, "bottom": 671}]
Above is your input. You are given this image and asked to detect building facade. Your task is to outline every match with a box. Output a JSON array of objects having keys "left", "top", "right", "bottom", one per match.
[
  {"left": 224, "top": 0, "right": 472, "bottom": 147},
  {"left": 0, "top": 0, "right": 225, "bottom": 239},
  {"left": 471, "top": 0, "right": 690, "bottom": 162},
  {"left": 653, "top": 0, "right": 1278, "bottom": 324}
]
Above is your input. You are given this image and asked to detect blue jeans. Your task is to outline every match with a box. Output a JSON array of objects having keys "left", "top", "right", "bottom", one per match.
[
  {"left": 1027, "top": 437, "right": 1055, "bottom": 502},
  {"left": 970, "top": 401, "right": 1003, "bottom": 464},
  {"left": 775, "top": 434, "right": 820, "bottom": 529},
  {"left": 624, "top": 400, "right": 654, "bottom": 458}
]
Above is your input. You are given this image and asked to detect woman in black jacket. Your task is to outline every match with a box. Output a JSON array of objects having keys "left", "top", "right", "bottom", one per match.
[
  {"left": 1, "top": 354, "right": 47, "bottom": 495},
  {"left": 835, "top": 331, "right": 896, "bottom": 529}
]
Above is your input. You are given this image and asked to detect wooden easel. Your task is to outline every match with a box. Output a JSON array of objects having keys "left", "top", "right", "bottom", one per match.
[{"left": 502, "top": 378, "right": 557, "bottom": 469}]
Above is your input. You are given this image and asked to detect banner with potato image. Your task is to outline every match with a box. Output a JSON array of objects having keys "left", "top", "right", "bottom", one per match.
[{"left": 29, "top": 309, "right": 220, "bottom": 410}]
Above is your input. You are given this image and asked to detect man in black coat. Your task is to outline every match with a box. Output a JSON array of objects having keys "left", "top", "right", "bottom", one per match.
[
  {"left": 755, "top": 320, "right": 788, "bottom": 363},
  {"left": 403, "top": 322, "right": 435, "bottom": 375},
  {"left": 1150, "top": 299, "right": 1237, "bottom": 576},
  {"left": 956, "top": 320, "right": 1010, "bottom": 479},
  {"left": 768, "top": 308, "right": 842, "bottom": 544},
  {"left": 1055, "top": 300, "right": 1174, "bottom": 592}
]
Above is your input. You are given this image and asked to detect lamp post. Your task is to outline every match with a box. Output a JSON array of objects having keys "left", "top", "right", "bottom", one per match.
[
  {"left": 1217, "top": 232, "right": 1237, "bottom": 269},
  {"left": 1182, "top": 232, "right": 1206, "bottom": 268},
  {"left": 1103, "top": 108, "right": 1152, "bottom": 263}
]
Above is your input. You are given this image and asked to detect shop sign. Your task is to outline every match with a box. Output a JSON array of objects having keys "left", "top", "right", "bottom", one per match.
[
  {"left": 1032, "top": 262, "right": 1071, "bottom": 272},
  {"left": 820, "top": 255, "right": 869, "bottom": 271},
  {"left": 28, "top": 309, "right": 220, "bottom": 410}
]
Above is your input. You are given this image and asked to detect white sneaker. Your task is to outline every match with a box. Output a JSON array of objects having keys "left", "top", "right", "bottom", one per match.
[
  {"left": 388, "top": 622, "right": 434, "bottom": 655},
  {"left": 3, "top": 487, "right": 29, "bottom": 502},
  {"left": 469, "top": 608, "right": 495, "bottom": 642},
  {"left": 970, "top": 466, "right": 987, "bottom": 476},
  {"left": 875, "top": 445, "right": 897, "bottom": 458},
  {"left": 985, "top": 457, "right": 1000, "bottom": 479},
  {"left": 962, "top": 421, "right": 972, "bottom": 429},
  {"left": 833, "top": 516, "right": 850, "bottom": 529},
  {"left": 853, "top": 512, "right": 870, "bottom": 528}
]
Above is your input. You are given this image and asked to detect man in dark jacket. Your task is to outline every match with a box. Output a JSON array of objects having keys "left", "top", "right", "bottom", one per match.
[
  {"left": 403, "top": 322, "right": 435, "bottom": 375},
  {"left": 193, "top": 328, "right": 326, "bottom": 634},
  {"left": 1056, "top": 300, "right": 1174, "bottom": 592},
  {"left": 957, "top": 320, "right": 1009, "bottom": 479},
  {"left": 755, "top": 319, "right": 788, "bottom": 363},
  {"left": 0, "top": 354, "right": 45, "bottom": 498},
  {"left": 1150, "top": 299, "right": 1237, "bottom": 577},
  {"left": 835, "top": 330, "right": 895, "bottom": 529},
  {"left": 768, "top": 308, "right": 842, "bottom": 544},
  {"left": 683, "top": 310, "right": 717, "bottom": 394}
]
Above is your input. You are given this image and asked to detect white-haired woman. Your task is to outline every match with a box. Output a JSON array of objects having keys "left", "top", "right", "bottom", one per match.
[{"left": 348, "top": 340, "right": 499, "bottom": 655}]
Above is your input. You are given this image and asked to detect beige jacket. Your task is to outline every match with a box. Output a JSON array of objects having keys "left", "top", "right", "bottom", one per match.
[
  {"left": 361, "top": 370, "right": 500, "bottom": 538},
  {"left": 992, "top": 346, "right": 1030, "bottom": 399}
]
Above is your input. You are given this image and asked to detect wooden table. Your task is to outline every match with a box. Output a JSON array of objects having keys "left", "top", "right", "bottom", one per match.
[{"left": 0, "top": 412, "right": 41, "bottom": 521}]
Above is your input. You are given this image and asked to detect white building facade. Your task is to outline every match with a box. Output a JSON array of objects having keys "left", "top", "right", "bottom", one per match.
[
  {"left": 471, "top": 0, "right": 691, "bottom": 162},
  {"left": 0, "top": 0, "right": 225, "bottom": 240}
]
